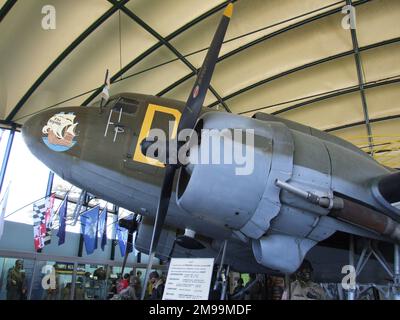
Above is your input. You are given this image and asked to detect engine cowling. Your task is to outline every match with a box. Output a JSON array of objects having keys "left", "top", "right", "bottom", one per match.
[
  {"left": 176, "top": 112, "right": 292, "bottom": 235},
  {"left": 176, "top": 111, "right": 399, "bottom": 274},
  {"left": 176, "top": 112, "right": 329, "bottom": 273}
]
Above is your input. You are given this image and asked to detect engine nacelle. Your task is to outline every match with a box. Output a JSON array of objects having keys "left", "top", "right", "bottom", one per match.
[
  {"left": 176, "top": 112, "right": 353, "bottom": 274},
  {"left": 177, "top": 121, "right": 270, "bottom": 230},
  {"left": 177, "top": 112, "right": 293, "bottom": 236}
]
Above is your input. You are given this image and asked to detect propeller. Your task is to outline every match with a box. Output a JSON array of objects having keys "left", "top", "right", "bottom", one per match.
[
  {"left": 140, "top": 3, "right": 233, "bottom": 300},
  {"left": 119, "top": 214, "right": 138, "bottom": 277}
]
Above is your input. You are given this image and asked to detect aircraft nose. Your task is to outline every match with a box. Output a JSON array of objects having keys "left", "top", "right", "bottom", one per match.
[
  {"left": 22, "top": 107, "right": 82, "bottom": 175},
  {"left": 22, "top": 110, "right": 48, "bottom": 151}
]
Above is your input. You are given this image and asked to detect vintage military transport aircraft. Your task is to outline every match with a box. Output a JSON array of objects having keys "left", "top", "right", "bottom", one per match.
[{"left": 22, "top": 3, "right": 400, "bottom": 292}]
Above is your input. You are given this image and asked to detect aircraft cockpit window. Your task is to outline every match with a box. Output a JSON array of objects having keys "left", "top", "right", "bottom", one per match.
[
  {"left": 105, "top": 98, "right": 117, "bottom": 106},
  {"left": 113, "top": 98, "right": 139, "bottom": 115}
]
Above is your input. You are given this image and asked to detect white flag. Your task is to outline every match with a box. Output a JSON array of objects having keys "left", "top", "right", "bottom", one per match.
[
  {"left": 100, "top": 71, "right": 110, "bottom": 102},
  {"left": 0, "top": 183, "right": 11, "bottom": 240},
  {"left": 100, "top": 85, "right": 110, "bottom": 102}
]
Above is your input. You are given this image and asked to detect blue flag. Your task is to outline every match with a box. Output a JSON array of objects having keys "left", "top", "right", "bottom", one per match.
[
  {"left": 116, "top": 215, "right": 133, "bottom": 257},
  {"left": 56, "top": 195, "right": 68, "bottom": 246},
  {"left": 98, "top": 206, "right": 107, "bottom": 251},
  {"left": 116, "top": 223, "right": 127, "bottom": 257},
  {"left": 80, "top": 206, "right": 100, "bottom": 255}
]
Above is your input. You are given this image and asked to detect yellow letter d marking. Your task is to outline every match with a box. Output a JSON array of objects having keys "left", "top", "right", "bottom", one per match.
[{"left": 133, "top": 104, "right": 181, "bottom": 167}]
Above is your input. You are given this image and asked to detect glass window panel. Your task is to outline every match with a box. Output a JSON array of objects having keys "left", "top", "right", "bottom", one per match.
[
  {"left": 79, "top": 264, "right": 108, "bottom": 300},
  {"left": 0, "top": 257, "right": 34, "bottom": 300},
  {"left": 107, "top": 265, "right": 143, "bottom": 300},
  {"left": 51, "top": 175, "right": 118, "bottom": 239},
  {"left": 30, "top": 260, "right": 73, "bottom": 300},
  {"left": 52, "top": 174, "right": 82, "bottom": 204},
  {"left": 0, "top": 130, "right": 10, "bottom": 166},
  {"left": 3, "top": 133, "right": 49, "bottom": 225},
  {"left": 134, "top": 267, "right": 166, "bottom": 300}
]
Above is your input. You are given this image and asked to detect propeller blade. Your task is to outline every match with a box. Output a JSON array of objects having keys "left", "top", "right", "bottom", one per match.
[
  {"left": 119, "top": 215, "right": 138, "bottom": 278},
  {"left": 150, "top": 165, "right": 177, "bottom": 252},
  {"left": 140, "top": 3, "right": 233, "bottom": 300},
  {"left": 120, "top": 241, "right": 130, "bottom": 277},
  {"left": 178, "top": 2, "right": 233, "bottom": 132},
  {"left": 104, "top": 69, "right": 109, "bottom": 86},
  {"left": 140, "top": 164, "right": 176, "bottom": 299}
]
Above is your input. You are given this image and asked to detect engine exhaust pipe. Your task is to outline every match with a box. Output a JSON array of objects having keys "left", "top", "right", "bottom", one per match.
[
  {"left": 275, "top": 179, "right": 400, "bottom": 243},
  {"left": 330, "top": 198, "right": 400, "bottom": 243}
]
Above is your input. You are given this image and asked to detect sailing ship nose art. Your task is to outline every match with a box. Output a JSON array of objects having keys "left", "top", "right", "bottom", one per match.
[{"left": 42, "top": 112, "right": 78, "bottom": 152}]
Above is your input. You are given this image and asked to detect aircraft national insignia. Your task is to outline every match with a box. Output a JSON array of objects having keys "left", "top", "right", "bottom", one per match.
[
  {"left": 42, "top": 112, "right": 78, "bottom": 152},
  {"left": 193, "top": 85, "right": 200, "bottom": 99}
]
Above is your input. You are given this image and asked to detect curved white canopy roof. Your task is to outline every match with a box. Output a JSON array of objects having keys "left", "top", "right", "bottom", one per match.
[{"left": 0, "top": 0, "right": 399, "bottom": 167}]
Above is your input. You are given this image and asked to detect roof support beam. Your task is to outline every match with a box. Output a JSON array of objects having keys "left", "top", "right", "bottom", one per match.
[
  {"left": 238, "top": 76, "right": 400, "bottom": 115},
  {"left": 326, "top": 113, "right": 400, "bottom": 133},
  {"left": 157, "top": 0, "right": 370, "bottom": 98},
  {"left": 346, "top": 0, "right": 374, "bottom": 155},
  {"left": 270, "top": 77, "right": 400, "bottom": 116},
  {"left": 0, "top": 0, "right": 17, "bottom": 23},
  {"left": 115, "top": 1, "right": 231, "bottom": 112},
  {"left": 81, "top": 0, "right": 235, "bottom": 107},
  {"left": 0, "top": 120, "right": 21, "bottom": 131},
  {"left": 206, "top": 37, "right": 400, "bottom": 108},
  {"left": 0, "top": 128, "right": 15, "bottom": 194},
  {"left": 6, "top": 0, "right": 130, "bottom": 122},
  {"left": 157, "top": 72, "right": 193, "bottom": 97}
]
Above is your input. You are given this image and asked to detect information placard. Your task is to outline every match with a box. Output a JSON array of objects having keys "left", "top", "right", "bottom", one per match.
[{"left": 162, "top": 258, "right": 214, "bottom": 300}]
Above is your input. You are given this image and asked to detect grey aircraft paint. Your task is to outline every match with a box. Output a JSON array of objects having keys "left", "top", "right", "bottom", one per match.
[{"left": 22, "top": 92, "right": 400, "bottom": 280}]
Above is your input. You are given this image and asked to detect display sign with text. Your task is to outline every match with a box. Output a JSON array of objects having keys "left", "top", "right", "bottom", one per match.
[{"left": 162, "top": 258, "right": 214, "bottom": 300}]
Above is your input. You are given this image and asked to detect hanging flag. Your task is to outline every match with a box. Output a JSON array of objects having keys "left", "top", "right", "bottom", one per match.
[
  {"left": 100, "top": 69, "right": 110, "bottom": 103},
  {"left": 116, "top": 223, "right": 127, "bottom": 257},
  {"left": 80, "top": 206, "right": 100, "bottom": 255},
  {"left": 45, "top": 193, "right": 55, "bottom": 243},
  {"left": 0, "top": 183, "right": 11, "bottom": 240},
  {"left": 116, "top": 215, "right": 133, "bottom": 257},
  {"left": 56, "top": 194, "right": 68, "bottom": 245},
  {"left": 94, "top": 208, "right": 99, "bottom": 251},
  {"left": 33, "top": 199, "right": 47, "bottom": 250},
  {"left": 72, "top": 190, "right": 86, "bottom": 226},
  {"left": 98, "top": 206, "right": 108, "bottom": 251},
  {"left": 33, "top": 194, "right": 55, "bottom": 251}
]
